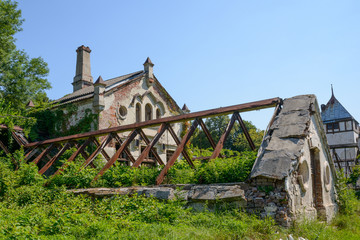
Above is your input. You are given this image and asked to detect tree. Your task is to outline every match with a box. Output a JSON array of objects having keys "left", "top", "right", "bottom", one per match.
[
  {"left": 0, "top": 0, "right": 50, "bottom": 112},
  {"left": 191, "top": 115, "right": 264, "bottom": 152}
]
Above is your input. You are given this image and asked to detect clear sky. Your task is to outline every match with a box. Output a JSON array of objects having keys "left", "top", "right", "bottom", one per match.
[{"left": 15, "top": 0, "right": 360, "bottom": 129}]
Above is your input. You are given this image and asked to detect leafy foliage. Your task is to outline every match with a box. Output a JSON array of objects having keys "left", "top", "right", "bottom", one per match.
[
  {"left": 42, "top": 148, "right": 257, "bottom": 188},
  {"left": 28, "top": 105, "right": 99, "bottom": 141},
  {"left": 165, "top": 150, "right": 257, "bottom": 184},
  {"left": 191, "top": 115, "right": 264, "bottom": 152},
  {"left": 336, "top": 170, "right": 360, "bottom": 215},
  {"left": 0, "top": 0, "right": 51, "bottom": 112}
]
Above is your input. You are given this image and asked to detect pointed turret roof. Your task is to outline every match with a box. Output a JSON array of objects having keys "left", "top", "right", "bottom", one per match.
[
  {"left": 26, "top": 100, "right": 35, "bottom": 108},
  {"left": 143, "top": 57, "right": 154, "bottom": 66},
  {"left": 94, "top": 76, "right": 106, "bottom": 86},
  {"left": 182, "top": 104, "right": 190, "bottom": 112},
  {"left": 321, "top": 87, "right": 354, "bottom": 123}
]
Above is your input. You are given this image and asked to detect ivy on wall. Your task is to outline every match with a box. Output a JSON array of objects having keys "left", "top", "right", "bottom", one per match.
[{"left": 29, "top": 104, "right": 99, "bottom": 141}]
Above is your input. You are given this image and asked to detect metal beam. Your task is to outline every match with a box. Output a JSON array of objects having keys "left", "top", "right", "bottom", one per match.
[
  {"left": 133, "top": 123, "right": 167, "bottom": 167},
  {"left": 210, "top": 113, "right": 236, "bottom": 159},
  {"left": 234, "top": 112, "right": 256, "bottom": 151},
  {"left": 32, "top": 144, "right": 55, "bottom": 165},
  {"left": 156, "top": 119, "right": 199, "bottom": 185},
  {"left": 80, "top": 134, "right": 113, "bottom": 169},
  {"left": 137, "top": 129, "right": 165, "bottom": 166},
  {"left": 39, "top": 142, "right": 71, "bottom": 175},
  {"left": 25, "top": 97, "right": 281, "bottom": 148},
  {"left": 112, "top": 133, "right": 136, "bottom": 163},
  {"left": 93, "top": 129, "right": 138, "bottom": 182},
  {"left": 54, "top": 138, "right": 92, "bottom": 176},
  {"left": 167, "top": 124, "right": 194, "bottom": 167}
]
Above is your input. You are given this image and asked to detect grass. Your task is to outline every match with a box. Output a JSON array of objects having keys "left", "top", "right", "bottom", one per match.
[{"left": 1, "top": 150, "right": 360, "bottom": 239}]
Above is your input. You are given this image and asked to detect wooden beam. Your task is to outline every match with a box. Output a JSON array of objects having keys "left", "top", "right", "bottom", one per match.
[
  {"left": 25, "top": 97, "right": 281, "bottom": 148},
  {"left": 234, "top": 112, "right": 256, "bottom": 151},
  {"left": 133, "top": 123, "right": 167, "bottom": 167},
  {"left": 93, "top": 129, "right": 138, "bottom": 182},
  {"left": 329, "top": 143, "right": 359, "bottom": 149},
  {"left": 156, "top": 119, "right": 199, "bottom": 185},
  {"left": 210, "top": 114, "right": 236, "bottom": 160}
]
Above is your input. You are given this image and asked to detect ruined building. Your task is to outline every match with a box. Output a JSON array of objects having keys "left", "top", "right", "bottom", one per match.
[
  {"left": 55, "top": 45, "right": 185, "bottom": 164},
  {"left": 321, "top": 88, "right": 359, "bottom": 175}
]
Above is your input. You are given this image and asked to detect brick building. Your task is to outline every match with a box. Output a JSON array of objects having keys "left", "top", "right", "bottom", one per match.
[{"left": 55, "top": 45, "right": 186, "bottom": 165}]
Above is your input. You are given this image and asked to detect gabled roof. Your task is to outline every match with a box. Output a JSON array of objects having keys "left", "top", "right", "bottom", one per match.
[
  {"left": 321, "top": 93, "right": 354, "bottom": 123},
  {"left": 56, "top": 70, "right": 144, "bottom": 104}
]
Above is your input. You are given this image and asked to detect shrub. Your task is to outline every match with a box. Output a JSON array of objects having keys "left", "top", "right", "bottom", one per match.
[
  {"left": 336, "top": 170, "right": 360, "bottom": 215},
  {"left": 194, "top": 151, "right": 256, "bottom": 184}
]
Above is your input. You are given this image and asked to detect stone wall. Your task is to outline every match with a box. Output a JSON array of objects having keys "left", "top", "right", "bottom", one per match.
[{"left": 70, "top": 180, "right": 292, "bottom": 227}]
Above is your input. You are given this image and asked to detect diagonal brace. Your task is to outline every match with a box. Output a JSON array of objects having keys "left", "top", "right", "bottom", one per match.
[
  {"left": 133, "top": 123, "right": 167, "bottom": 167},
  {"left": 156, "top": 119, "right": 199, "bottom": 185}
]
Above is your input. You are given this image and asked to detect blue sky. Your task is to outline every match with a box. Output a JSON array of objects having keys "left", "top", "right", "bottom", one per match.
[{"left": 15, "top": 0, "right": 360, "bottom": 129}]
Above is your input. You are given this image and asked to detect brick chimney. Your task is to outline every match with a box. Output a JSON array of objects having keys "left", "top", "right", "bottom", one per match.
[{"left": 73, "top": 45, "right": 93, "bottom": 92}]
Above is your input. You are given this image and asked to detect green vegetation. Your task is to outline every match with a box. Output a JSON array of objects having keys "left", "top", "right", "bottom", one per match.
[
  {"left": 28, "top": 105, "right": 99, "bottom": 141},
  {"left": 43, "top": 147, "right": 256, "bottom": 189},
  {"left": 191, "top": 115, "right": 264, "bottom": 152},
  {"left": 1, "top": 151, "right": 360, "bottom": 239},
  {"left": 0, "top": 0, "right": 50, "bottom": 113}
]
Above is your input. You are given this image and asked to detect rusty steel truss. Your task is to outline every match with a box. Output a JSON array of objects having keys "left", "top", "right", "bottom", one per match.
[{"left": 1, "top": 97, "right": 281, "bottom": 185}]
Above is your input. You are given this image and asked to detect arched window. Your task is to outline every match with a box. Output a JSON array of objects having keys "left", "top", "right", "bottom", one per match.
[
  {"left": 136, "top": 103, "right": 141, "bottom": 122},
  {"left": 145, "top": 104, "right": 152, "bottom": 121},
  {"left": 156, "top": 108, "right": 161, "bottom": 119}
]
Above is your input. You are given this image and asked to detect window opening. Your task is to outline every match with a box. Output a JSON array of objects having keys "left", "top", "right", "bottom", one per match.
[
  {"left": 136, "top": 103, "right": 141, "bottom": 123},
  {"left": 156, "top": 108, "right": 161, "bottom": 119},
  {"left": 145, "top": 104, "right": 152, "bottom": 121}
]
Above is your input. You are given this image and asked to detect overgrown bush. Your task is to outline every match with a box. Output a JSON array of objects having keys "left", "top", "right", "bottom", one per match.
[
  {"left": 336, "top": 170, "right": 360, "bottom": 215},
  {"left": 99, "top": 164, "right": 162, "bottom": 187},
  {"left": 43, "top": 147, "right": 257, "bottom": 188}
]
